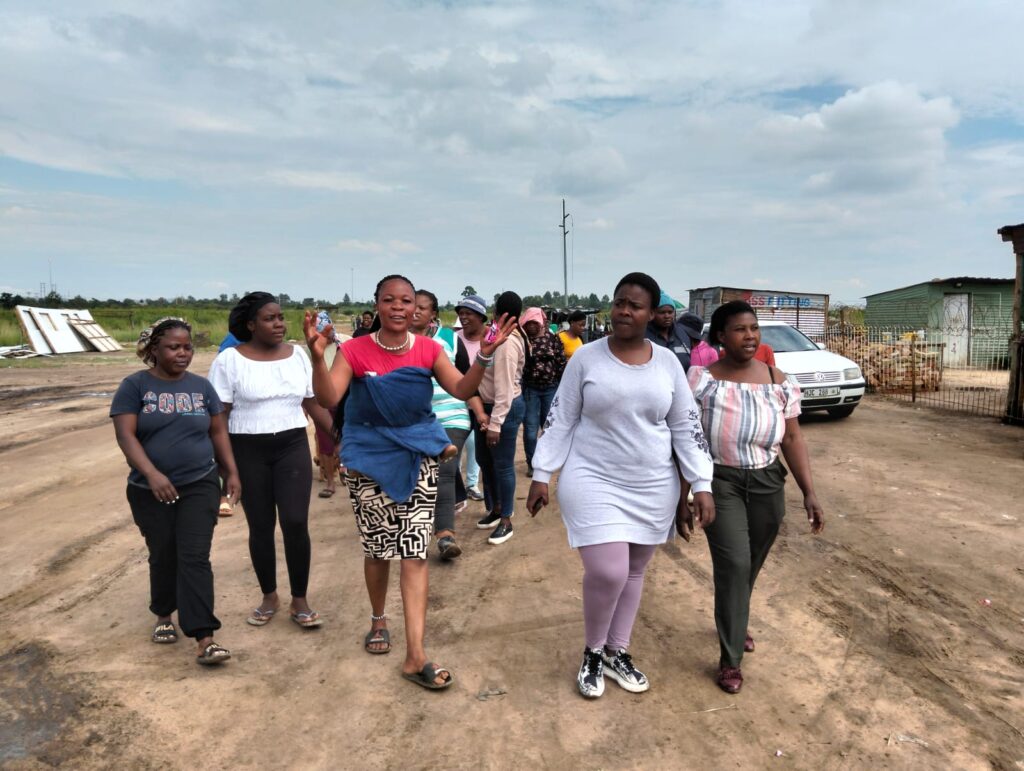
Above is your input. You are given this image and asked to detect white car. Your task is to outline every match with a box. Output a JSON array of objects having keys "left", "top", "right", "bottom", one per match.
[{"left": 702, "top": 320, "right": 865, "bottom": 418}]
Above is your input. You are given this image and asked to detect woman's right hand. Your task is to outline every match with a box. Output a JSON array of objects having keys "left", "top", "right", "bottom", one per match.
[
  {"left": 146, "top": 471, "right": 179, "bottom": 503},
  {"left": 527, "top": 481, "right": 549, "bottom": 517},
  {"left": 303, "top": 311, "right": 332, "bottom": 361}
]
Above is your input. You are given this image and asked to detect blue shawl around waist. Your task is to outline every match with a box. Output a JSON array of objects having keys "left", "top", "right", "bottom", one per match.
[{"left": 341, "top": 366, "right": 451, "bottom": 502}]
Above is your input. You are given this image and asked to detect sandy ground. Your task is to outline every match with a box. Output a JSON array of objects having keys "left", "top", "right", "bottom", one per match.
[{"left": 1, "top": 350, "right": 1023, "bottom": 770}]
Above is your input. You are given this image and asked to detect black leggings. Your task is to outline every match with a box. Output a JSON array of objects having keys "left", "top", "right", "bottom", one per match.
[
  {"left": 230, "top": 428, "right": 313, "bottom": 598},
  {"left": 127, "top": 469, "right": 221, "bottom": 640}
]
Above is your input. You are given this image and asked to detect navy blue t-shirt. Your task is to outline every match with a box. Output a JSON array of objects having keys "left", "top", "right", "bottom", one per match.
[{"left": 110, "top": 370, "right": 224, "bottom": 487}]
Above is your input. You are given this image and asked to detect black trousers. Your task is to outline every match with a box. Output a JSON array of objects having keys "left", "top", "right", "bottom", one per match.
[
  {"left": 703, "top": 459, "right": 788, "bottom": 668},
  {"left": 127, "top": 469, "right": 221, "bottom": 640},
  {"left": 230, "top": 428, "right": 313, "bottom": 598}
]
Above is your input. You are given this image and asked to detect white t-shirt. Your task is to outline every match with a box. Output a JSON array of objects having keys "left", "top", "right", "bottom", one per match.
[{"left": 207, "top": 345, "right": 314, "bottom": 435}]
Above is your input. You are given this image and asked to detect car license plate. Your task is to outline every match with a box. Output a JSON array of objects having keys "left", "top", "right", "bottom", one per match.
[{"left": 804, "top": 387, "right": 840, "bottom": 398}]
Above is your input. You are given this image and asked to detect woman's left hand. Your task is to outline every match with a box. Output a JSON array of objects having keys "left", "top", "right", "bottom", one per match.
[
  {"left": 804, "top": 492, "right": 824, "bottom": 534},
  {"left": 478, "top": 313, "right": 518, "bottom": 357},
  {"left": 486, "top": 428, "right": 500, "bottom": 448},
  {"left": 224, "top": 473, "right": 241, "bottom": 506}
]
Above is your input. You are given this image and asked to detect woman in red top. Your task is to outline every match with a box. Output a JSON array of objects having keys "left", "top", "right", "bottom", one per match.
[{"left": 305, "top": 275, "right": 515, "bottom": 689}]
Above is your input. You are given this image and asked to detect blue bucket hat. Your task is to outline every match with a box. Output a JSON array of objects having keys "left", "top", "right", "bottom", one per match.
[{"left": 455, "top": 294, "right": 488, "bottom": 318}]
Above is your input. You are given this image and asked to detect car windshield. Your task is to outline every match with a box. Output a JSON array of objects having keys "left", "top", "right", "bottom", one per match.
[{"left": 759, "top": 325, "right": 819, "bottom": 353}]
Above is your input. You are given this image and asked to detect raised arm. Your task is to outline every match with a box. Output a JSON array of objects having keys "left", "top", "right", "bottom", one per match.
[
  {"left": 303, "top": 311, "right": 354, "bottom": 407},
  {"left": 433, "top": 313, "right": 518, "bottom": 402}
]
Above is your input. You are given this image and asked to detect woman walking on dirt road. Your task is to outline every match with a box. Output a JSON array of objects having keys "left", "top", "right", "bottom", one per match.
[
  {"left": 111, "top": 318, "right": 240, "bottom": 666},
  {"left": 305, "top": 274, "right": 517, "bottom": 690},
  {"left": 208, "top": 292, "right": 335, "bottom": 631},
  {"left": 686, "top": 300, "right": 824, "bottom": 694},
  {"left": 526, "top": 272, "right": 715, "bottom": 699}
]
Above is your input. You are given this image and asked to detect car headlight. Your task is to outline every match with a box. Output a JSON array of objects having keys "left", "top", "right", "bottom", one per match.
[{"left": 843, "top": 367, "right": 861, "bottom": 381}]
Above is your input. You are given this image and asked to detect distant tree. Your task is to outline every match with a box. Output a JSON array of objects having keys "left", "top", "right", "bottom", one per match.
[
  {"left": 41, "top": 290, "right": 63, "bottom": 308},
  {"left": 186, "top": 295, "right": 197, "bottom": 304},
  {"left": 542, "top": 290, "right": 553, "bottom": 304},
  {"left": 302, "top": 297, "right": 315, "bottom": 307},
  {"left": 342, "top": 293, "right": 351, "bottom": 304},
  {"left": 601, "top": 294, "right": 610, "bottom": 304},
  {"left": 219, "top": 293, "right": 228, "bottom": 304},
  {"left": 461, "top": 285, "right": 476, "bottom": 298},
  {"left": 586, "top": 293, "right": 600, "bottom": 307},
  {"left": 278, "top": 293, "right": 291, "bottom": 306},
  {"left": 67, "top": 294, "right": 89, "bottom": 308},
  {"left": 0, "top": 292, "right": 25, "bottom": 309}
]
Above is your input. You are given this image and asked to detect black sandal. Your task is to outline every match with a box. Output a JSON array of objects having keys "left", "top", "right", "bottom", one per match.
[
  {"left": 151, "top": 622, "right": 178, "bottom": 644},
  {"left": 401, "top": 662, "right": 453, "bottom": 690},
  {"left": 196, "top": 642, "right": 231, "bottom": 666},
  {"left": 364, "top": 627, "right": 391, "bottom": 654}
]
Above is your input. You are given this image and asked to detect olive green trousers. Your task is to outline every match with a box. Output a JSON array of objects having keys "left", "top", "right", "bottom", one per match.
[{"left": 704, "top": 459, "right": 788, "bottom": 668}]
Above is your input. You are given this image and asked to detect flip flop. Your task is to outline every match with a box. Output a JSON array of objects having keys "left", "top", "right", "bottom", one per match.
[
  {"left": 246, "top": 608, "right": 276, "bottom": 627},
  {"left": 151, "top": 622, "right": 178, "bottom": 644},
  {"left": 196, "top": 642, "right": 231, "bottom": 666},
  {"left": 318, "top": 489, "right": 335, "bottom": 498},
  {"left": 402, "top": 662, "right": 453, "bottom": 690},
  {"left": 364, "top": 627, "right": 391, "bottom": 654},
  {"left": 291, "top": 610, "right": 323, "bottom": 629},
  {"left": 218, "top": 501, "right": 233, "bottom": 516}
]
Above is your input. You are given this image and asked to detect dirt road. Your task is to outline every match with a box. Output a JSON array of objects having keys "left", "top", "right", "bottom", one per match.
[{"left": 2, "top": 351, "right": 1023, "bottom": 769}]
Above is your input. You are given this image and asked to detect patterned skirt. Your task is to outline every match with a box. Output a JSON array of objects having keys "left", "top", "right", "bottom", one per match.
[{"left": 345, "top": 458, "right": 438, "bottom": 560}]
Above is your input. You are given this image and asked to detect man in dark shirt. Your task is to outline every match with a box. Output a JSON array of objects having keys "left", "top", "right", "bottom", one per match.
[{"left": 645, "top": 291, "right": 691, "bottom": 369}]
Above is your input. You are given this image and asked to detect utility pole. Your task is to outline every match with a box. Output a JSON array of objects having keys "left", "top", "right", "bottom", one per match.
[
  {"left": 560, "top": 199, "right": 570, "bottom": 307},
  {"left": 350, "top": 267, "right": 355, "bottom": 304}
]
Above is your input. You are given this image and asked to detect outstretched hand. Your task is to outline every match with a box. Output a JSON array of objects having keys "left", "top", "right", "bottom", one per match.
[
  {"left": 303, "top": 311, "right": 333, "bottom": 361},
  {"left": 479, "top": 313, "right": 519, "bottom": 357}
]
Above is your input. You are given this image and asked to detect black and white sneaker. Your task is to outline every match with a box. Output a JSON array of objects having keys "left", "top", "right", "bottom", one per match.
[
  {"left": 487, "top": 520, "right": 514, "bottom": 545},
  {"left": 601, "top": 648, "right": 650, "bottom": 693},
  {"left": 577, "top": 647, "right": 605, "bottom": 698},
  {"left": 466, "top": 487, "right": 485, "bottom": 501},
  {"left": 476, "top": 511, "right": 501, "bottom": 529}
]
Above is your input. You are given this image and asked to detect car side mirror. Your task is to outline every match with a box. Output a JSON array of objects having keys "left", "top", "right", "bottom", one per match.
[{"left": 816, "top": 342, "right": 826, "bottom": 349}]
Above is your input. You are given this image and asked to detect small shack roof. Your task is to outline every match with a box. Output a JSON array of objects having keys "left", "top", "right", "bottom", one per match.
[
  {"left": 864, "top": 276, "right": 1014, "bottom": 299},
  {"left": 689, "top": 285, "right": 828, "bottom": 297}
]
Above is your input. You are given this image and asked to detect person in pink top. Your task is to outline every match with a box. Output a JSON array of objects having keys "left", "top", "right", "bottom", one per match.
[
  {"left": 685, "top": 300, "right": 824, "bottom": 696},
  {"left": 678, "top": 312, "right": 719, "bottom": 369}
]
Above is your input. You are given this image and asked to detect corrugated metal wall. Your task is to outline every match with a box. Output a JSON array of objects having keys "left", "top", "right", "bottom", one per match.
[{"left": 864, "top": 284, "right": 931, "bottom": 327}]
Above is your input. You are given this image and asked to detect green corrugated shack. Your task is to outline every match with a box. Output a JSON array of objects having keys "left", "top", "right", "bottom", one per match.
[{"left": 864, "top": 277, "right": 1015, "bottom": 367}]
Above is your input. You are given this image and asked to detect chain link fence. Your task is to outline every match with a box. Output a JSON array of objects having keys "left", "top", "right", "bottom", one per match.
[{"left": 825, "top": 322, "right": 1012, "bottom": 418}]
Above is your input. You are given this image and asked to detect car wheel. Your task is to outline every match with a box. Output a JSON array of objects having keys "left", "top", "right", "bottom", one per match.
[{"left": 827, "top": 405, "right": 856, "bottom": 419}]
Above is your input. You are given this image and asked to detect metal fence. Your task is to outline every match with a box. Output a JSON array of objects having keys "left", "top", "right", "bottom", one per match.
[{"left": 825, "top": 324, "right": 1012, "bottom": 418}]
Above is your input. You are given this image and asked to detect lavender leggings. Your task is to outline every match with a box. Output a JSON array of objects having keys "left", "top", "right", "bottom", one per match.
[{"left": 579, "top": 542, "right": 658, "bottom": 651}]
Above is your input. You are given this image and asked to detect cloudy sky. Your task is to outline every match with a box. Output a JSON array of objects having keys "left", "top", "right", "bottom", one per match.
[{"left": 1, "top": 0, "right": 1023, "bottom": 307}]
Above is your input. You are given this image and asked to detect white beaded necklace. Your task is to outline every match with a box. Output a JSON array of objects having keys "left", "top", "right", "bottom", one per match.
[{"left": 373, "top": 331, "right": 412, "bottom": 352}]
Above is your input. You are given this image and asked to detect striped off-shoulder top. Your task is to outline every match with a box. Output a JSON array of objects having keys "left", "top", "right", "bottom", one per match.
[{"left": 687, "top": 366, "right": 802, "bottom": 469}]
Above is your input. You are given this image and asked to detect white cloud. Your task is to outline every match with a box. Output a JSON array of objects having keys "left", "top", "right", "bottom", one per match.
[
  {"left": 268, "top": 171, "right": 395, "bottom": 194},
  {"left": 0, "top": 2, "right": 1022, "bottom": 303}
]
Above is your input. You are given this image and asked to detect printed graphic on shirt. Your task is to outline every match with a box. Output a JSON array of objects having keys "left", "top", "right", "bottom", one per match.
[{"left": 142, "top": 390, "right": 209, "bottom": 416}]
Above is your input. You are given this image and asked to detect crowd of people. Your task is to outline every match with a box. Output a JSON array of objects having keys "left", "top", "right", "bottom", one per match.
[{"left": 110, "top": 272, "right": 823, "bottom": 698}]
